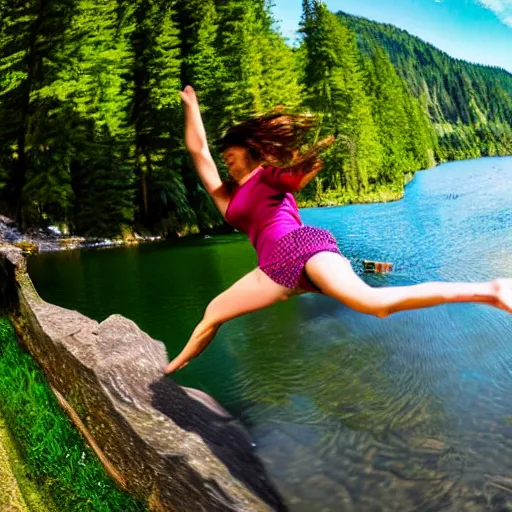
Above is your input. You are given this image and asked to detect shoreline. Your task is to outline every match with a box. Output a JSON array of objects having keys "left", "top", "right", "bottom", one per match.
[
  {"left": 0, "top": 214, "right": 164, "bottom": 254},
  {"left": 1, "top": 178, "right": 415, "bottom": 254},
  {"left": 4, "top": 155, "right": 510, "bottom": 254}
]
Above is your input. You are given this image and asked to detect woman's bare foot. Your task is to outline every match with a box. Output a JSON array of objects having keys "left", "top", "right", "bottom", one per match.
[{"left": 492, "top": 278, "right": 512, "bottom": 313}]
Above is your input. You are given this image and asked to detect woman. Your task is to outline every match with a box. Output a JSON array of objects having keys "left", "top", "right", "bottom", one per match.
[{"left": 164, "top": 86, "right": 512, "bottom": 375}]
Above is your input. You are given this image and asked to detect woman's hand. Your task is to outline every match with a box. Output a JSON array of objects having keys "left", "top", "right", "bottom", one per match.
[
  {"left": 179, "top": 85, "right": 199, "bottom": 110},
  {"left": 180, "top": 85, "right": 208, "bottom": 154},
  {"left": 492, "top": 278, "right": 512, "bottom": 313}
]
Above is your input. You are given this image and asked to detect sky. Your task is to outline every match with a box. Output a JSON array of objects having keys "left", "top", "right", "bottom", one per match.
[{"left": 271, "top": 0, "right": 512, "bottom": 73}]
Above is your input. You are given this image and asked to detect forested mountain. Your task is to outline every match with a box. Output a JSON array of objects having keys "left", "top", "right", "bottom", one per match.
[
  {"left": 339, "top": 11, "right": 512, "bottom": 161},
  {"left": 0, "top": 0, "right": 510, "bottom": 238}
]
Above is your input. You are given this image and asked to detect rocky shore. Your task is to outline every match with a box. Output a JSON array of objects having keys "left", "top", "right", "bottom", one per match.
[{"left": 0, "top": 214, "right": 162, "bottom": 254}]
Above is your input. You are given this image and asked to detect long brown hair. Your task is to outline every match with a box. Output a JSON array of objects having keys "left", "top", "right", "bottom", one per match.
[{"left": 218, "top": 112, "right": 334, "bottom": 175}]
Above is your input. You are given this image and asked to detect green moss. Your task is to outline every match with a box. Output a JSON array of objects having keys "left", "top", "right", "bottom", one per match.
[{"left": 0, "top": 317, "right": 147, "bottom": 512}]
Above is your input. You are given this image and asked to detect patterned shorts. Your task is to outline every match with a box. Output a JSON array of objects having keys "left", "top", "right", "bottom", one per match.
[{"left": 260, "top": 226, "right": 343, "bottom": 293}]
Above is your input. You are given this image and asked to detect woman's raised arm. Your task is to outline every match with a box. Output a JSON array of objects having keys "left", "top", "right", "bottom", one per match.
[{"left": 180, "top": 86, "right": 230, "bottom": 216}]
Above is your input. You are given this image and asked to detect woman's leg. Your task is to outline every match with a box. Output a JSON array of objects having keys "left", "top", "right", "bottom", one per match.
[
  {"left": 305, "top": 252, "right": 512, "bottom": 317},
  {"left": 164, "top": 268, "right": 294, "bottom": 374}
]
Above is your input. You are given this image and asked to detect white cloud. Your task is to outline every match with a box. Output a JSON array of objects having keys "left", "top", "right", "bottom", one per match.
[
  {"left": 475, "top": 0, "right": 512, "bottom": 27},
  {"left": 477, "top": 0, "right": 507, "bottom": 12}
]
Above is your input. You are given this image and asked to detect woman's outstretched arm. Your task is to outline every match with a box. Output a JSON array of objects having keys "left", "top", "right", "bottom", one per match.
[{"left": 180, "top": 86, "right": 230, "bottom": 216}]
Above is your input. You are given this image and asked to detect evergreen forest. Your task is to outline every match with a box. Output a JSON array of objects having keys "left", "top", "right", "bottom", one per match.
[{"left": 1, "top": 0, "right": 511, "bottom": 238}]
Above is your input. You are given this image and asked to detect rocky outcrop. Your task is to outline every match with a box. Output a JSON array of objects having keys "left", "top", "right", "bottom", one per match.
[{"left": 0, "top": 243, "right": 286, "bottom": 512}]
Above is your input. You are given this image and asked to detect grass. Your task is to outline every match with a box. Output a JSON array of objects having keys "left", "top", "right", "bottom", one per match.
[
  {"left": 0, "top": 412, "right": 30, "bottom": 511},
  {"left": 0, "top": 410, "right": 52, "bottom": 512},
  {"left": 0, "top": 317, "right": 147, "bottom": 512}
]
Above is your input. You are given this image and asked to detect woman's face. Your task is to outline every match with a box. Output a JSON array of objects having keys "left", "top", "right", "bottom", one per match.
[{"left": 222, "top": 146, "right": 259, "bottom": 181}]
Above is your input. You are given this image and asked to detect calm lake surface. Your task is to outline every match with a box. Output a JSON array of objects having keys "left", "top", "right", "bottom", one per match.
[{"left": 29, "top": 157, "right": 512, "bottom": 511}]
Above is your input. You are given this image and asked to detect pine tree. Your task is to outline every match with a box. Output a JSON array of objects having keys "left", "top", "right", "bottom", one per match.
[
  {"left": 47, "top": 0, "right": 136, "bottom": 236},
  {"left": 130, "top": 0, "right": 194, "bottom": 235},
  {"left": 300, "top": 1, "right": 383, "bottom": 194},
  {"left": 402, "top": 90, "right": 438, "bottom": 170},
  {"left": 175, "top": 0, "right": 227, "bottom": 232},
  {"left": 213, "top": 0, "right": 257, "bottom": 127},
  {"left": 367, "top": 47, "right": 409, "bottom": 185},
  {"left": 0, "top": 0, "right": 75, "bottom": 227}
]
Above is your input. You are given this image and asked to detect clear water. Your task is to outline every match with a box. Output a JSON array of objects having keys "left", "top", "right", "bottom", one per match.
[{"left": 28, "top": 157, "right": 512, "bottom": 511}]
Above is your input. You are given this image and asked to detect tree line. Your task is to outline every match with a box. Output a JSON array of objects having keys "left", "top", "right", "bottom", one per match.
[{"left": 0, "top": 0, "right": 510, "bottom": 237}]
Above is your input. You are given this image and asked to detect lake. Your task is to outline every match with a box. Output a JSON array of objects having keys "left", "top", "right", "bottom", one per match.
[{"left": 28, "top": 157, "right": 512, "bottom": 511}]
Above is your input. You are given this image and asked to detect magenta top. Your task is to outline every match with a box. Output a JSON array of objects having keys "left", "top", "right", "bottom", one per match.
[{"left": 225, "top": 166, "right": 305, "bottom": 266}]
